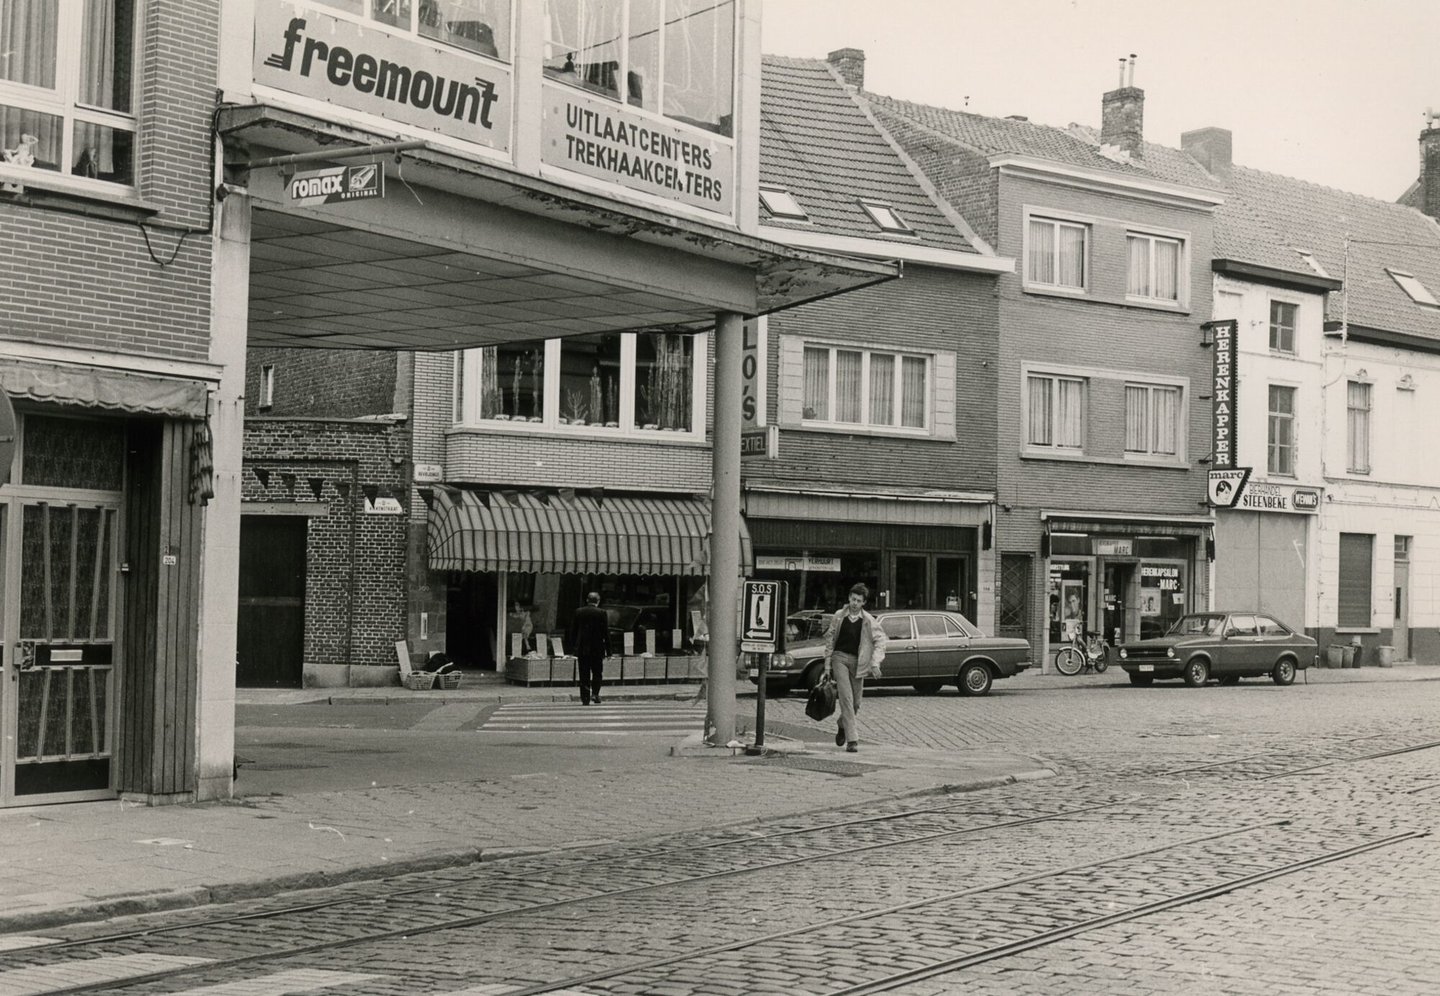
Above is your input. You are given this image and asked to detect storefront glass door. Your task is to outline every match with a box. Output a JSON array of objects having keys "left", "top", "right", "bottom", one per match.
[{"left": 892, "top": 554, "right": 971, "bottom": 615}]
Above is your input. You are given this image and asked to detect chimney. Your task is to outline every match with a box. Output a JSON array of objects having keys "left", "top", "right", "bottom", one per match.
[
  {"left": 1182, "top": 126, "right": 1233, "bottom": 178},
  {"left": 1100, "top": 54, "right": 1144, "bottom": 158},
  {"left": 827, "top": 48, "right": 865, "bottom": 89},
  {"left": 1421, "top": 112, "right": 1440, "bottom": 219}
]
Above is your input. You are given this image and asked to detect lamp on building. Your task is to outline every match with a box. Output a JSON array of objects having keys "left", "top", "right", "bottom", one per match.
[{"left": 1199, "top": 322, "right": 1216, "bottom": 348}]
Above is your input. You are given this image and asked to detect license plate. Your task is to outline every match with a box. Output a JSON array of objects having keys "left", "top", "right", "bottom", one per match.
[
  {"left": 748, "top": 668, "right": 759, "bottom": 678},
  {"left": 1138, "top": 664, "right": 1154, "bottom": 672}
]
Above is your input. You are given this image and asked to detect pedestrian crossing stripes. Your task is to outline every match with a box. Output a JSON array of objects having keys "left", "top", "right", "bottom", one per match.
[{"left": 480, "top": 701, "right": 705, "bottom": 736}]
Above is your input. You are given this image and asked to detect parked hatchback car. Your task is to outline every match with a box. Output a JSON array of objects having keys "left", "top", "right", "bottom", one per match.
[
  {"left": 1117, "top": 611, "right": 1317, "bottom": 687},
  {"left": 750, "top": 609, "right": 1032, "bottom": 697}
]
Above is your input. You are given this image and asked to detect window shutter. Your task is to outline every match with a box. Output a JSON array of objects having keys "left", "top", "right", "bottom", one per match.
[{"left": 1337, "top": 533, "right": 1373, "bottom": 628}]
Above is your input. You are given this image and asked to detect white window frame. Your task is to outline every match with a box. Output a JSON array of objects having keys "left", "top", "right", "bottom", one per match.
[
  {"left": 800, "top": 344, "right": 931, "bottom": 434},
  {"left": 859, "top": 199, "right": 913, "bottom": 233},
  {"left": 1269, "top": 299, "right": 1298, "bottom": 354},
  {"left": 314, "top": 0, "right": 514, "bottom": 61},
  {"left": 1267, "top": 383, "right": 1297, "bottom": 477},
  {"left": 454, "top": 333, "right": 707, "bottom": 440},
  {"left": 1023, "top": 210, "right": 1090, "bottom": 295},
  {"left": 0, "top": 0, "right": 141, "bottom": 197},
  {"left": 760, "top": 184, "right": 807, "bottom": 220},
  {"left": 1123, "top": 381, "right": 1184, "bottom": 462},
  {"left": 1346, "top": 379, "right": 1372, "bottom": 475},
  {"left": 1023, "top": 371, "right": 1087, "bottom": 455},
  {"left": 1125, "top": 230, "right": 1186, "bottom": 306}
]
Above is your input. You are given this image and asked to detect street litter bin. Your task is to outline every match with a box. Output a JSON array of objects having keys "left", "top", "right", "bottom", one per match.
[
  {"left": 1326, "top": 645, "right": 1345, "bottom": 668},
  {"left": 1341, "top": 645, "right": 1357, "bottom": 668},
  {"left": 1377, "top": 645, "right": 1395, "bottom": 667}
]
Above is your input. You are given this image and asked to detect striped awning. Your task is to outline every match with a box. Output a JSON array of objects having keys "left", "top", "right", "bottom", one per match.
[{"left": 427, "top": 490, "right": 751, "bottom": 576}]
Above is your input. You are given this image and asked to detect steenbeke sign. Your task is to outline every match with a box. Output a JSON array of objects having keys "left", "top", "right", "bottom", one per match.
[{"left": 254, "top": 3, "right": 512, "bottom": 153}]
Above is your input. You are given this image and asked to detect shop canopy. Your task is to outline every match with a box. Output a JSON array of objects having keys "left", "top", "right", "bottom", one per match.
[
  {"left": 427, "top": 489, "right": 751, "bottom": 576},
  {"left": 1042, "top": 511, "right": 1215, "bottom": 539}
]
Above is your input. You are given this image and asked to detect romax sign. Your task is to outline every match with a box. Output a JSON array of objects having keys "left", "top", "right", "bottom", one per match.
[{"left": 253, "top": 3, "right": 511, "bottom": 153}]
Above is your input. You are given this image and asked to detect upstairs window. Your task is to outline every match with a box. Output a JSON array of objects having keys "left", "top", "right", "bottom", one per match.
[
  {"left": 259, "top": 365, "right": 276, "bottom": 410},
  {"left": 1026, "top": 216, "right": 1087, "bottom": 291},
  {"left": 543, "top": 0, "right": 735, "bottom": 137},
  {"left": 1126, "top": 232, "right": 1182, "bottom": 303},
  {"left": 317, "top": 1, "right": 512, "bottom": 58},
  {"left": 1026, "top": 374, "right": 1085, "bottom": 451},
  {"left": 802, "top": 345, "right": 928, "bottom": 430},
  {"left": 1267, "top": 384, "right": 1296, "bottom": 476},
  {"left": 1124, "top": 383, "right": 1181, "bottom": 457},
  {"left": 1347, "top": 380, "right": 1371, "bottom": 474},
  {"left": 0, "top": 0, "right": 138, "bottom": 188},
  {"left": 1387, "top": 268, "right": 1440, "bottom": 307},
  {"left": 1269, "top": 300, "right": 1297, "bottom": 353}
]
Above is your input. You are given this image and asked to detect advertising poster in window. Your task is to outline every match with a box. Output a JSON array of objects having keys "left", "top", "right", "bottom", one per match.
[
  {"left": 253, "top": 3, "right": 513, "bottom": 154},
  {"left": 541, "top": 85, "right": 735, "bottom": 216}
]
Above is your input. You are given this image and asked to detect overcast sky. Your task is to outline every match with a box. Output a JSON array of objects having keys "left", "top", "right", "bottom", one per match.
[{"left": 760, "top": 0, "right": 1440, "bottom": 201}]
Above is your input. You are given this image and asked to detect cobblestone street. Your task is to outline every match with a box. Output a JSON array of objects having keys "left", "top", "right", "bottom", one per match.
[{"left": 3, "top": 668, "right": 1437, "bottom": 994}]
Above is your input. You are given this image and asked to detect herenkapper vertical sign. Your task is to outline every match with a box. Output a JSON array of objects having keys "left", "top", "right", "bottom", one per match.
[{"left": 1209, "top": 319, "right": 1238, "bottom": 469}]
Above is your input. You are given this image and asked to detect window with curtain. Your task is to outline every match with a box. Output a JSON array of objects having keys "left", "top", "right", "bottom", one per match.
[
  {"left": 1269, "top": 300, "right": 1297, "bottom": 352},
  {"left": 1267, "top": 384, "right": 1296, "bottom": 476},
  {"left": 1346, "top": 380, "right": 1371, "bottom": 474},
  {"left": 1126, "top": 233, "right": 1182, "bottom": 302},
  {"left": 455, "top": 332, "right": 703, "bottom": 436},
  {"left": 1027, "top": 217, "right": 1087, "bottom": 290},
  {"left": 0, "top": 0, "right": 137, "bottom": 186},
  {"left": 542, "top": 0, "right": 735, "bottom": 135},
  {"left": 802, "top": 344, "right": 929, "bottom": 431},
  {"left": 1027, "top": 374, "right": 1085, "bottom": 450},
  {"left": 1124, "top": 383, "right": 1180, "bottom": 456}
]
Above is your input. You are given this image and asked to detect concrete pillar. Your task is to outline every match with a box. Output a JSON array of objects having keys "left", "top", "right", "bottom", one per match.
[
  {"left": 194, "top": 181, "right": 251, "bottom": 800},
  {"left": 707, "top": 311, "right": 743, "bottom": 745}
]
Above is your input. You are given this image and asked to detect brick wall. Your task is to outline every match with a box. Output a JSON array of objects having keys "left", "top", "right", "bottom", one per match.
[
  {"left": 246, "top": 347, "right": 402, "bottom": 417},
  {"left": 243, "top": 418, "right": 411, "bottom": 668},
  {"left": 753, "top": 266, "right": 1000, "bottom": 493},
  {"left": 0, "top": 0, "right": 216, "bottom": 359}
]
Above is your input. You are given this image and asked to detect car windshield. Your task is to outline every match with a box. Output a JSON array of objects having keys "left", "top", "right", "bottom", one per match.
[{"left": 1166, "top": 614, "right": 1226, "bottom": 637}]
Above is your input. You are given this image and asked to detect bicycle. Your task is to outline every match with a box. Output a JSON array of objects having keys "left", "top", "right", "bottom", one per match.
[{"left": 1054, "top": 631, "right": 1109, "bottom": 675}]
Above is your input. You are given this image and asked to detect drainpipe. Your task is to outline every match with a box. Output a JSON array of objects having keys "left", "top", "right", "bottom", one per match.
[{"left": 707, "top": 311, "right": 743, "bottom": 745}]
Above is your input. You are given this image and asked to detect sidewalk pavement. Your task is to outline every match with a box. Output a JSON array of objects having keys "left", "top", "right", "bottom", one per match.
[
  {"left": 0, "top": 668, "right": 1057, "bottom": 935},
  {"left": 3, "top": 661, "right": 1431, "bottom": 935}
]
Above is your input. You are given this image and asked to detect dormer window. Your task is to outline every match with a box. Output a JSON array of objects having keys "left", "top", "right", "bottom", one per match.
[
  {"left": 759, "top": 185, "right": 807, "bottom": 220},
  {"left": 1387, "top": 268, "right": 1440, "bottom": 307},
  {"left": 859, "top": 200, "right": 912, "bottom": 233}
]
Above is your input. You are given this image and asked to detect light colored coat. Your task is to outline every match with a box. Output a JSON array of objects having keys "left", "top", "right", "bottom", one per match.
[{"left": 823, "top": 608, "right": 887, "bottom": 678}]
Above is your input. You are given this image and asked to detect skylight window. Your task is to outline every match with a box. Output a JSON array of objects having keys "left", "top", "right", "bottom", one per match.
[
  {"left": 759, "top": 186, "right": 808, "bottom": 220},
  {"left": 859, "top": 200, "right": 913, "bottom": 233},
  {"left": 1388, "top": 268, "right": 1440, "bottom": 307}
]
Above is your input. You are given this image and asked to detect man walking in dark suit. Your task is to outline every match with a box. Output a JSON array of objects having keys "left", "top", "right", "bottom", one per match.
[{"left": 566, "top": 591, "right": 609, "bottom": 705}]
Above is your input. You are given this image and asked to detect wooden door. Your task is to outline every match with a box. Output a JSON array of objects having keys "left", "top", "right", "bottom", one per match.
[{"left": 237, "top": 517, "right": 306, "bottom": 687}]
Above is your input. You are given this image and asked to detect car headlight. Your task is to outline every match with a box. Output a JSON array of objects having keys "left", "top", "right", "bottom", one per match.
[
  {"left": 1167, "top": 647, "right": 1176, "bottom": 659},
  {"left": 771, "top": 653, "right": 794, "bottom": 671},
  {"left": 1118, "top": 647, "right": 1127, "bottom": 660}
]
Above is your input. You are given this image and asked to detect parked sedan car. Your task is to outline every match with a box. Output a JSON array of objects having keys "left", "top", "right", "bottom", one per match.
[
  {"left": 1117, "top": 611, "right": 1317, "bottom": 687},
  {"left": 750, "top": 609, "right": 1032, "bottom": 697}
]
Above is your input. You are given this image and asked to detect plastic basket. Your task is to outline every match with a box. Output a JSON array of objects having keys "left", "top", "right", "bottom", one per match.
[
  {"left": 436, "top": 672, "right": 462, "bottom": 689},
  {"left": 403, "top": 672, "right": 437, "bottom": 690}
]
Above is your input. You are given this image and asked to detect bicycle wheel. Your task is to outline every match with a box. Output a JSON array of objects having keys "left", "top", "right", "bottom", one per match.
[{"left": 1054, "top": 646, "right": 1084, "bottom": 676}]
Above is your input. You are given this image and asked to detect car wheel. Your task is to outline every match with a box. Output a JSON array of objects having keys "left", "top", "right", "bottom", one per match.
[
  {"left": 765, "top": 681, "right": 793, "bottom": 698},
  {"left": 802, "top": 663, "right": 826, "bottom": 692},
  {"left": 913, "top": 681, "right": 942, "bottom": 695},
  {"left": 1183, "top": 658, "right": 1210, "bottom": 687},
  {"left": 958, "top": 662, "right": 992, "bottom": 697},
  {"left": 1218, "top": 675, "right": 1241, "bottom": 686},
  {"left": 1272, "top": 657, "right": 1296, "bottom": 686},
  {"left": 1128, "top": 672, "right": 1153, "bottom": 686}
]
